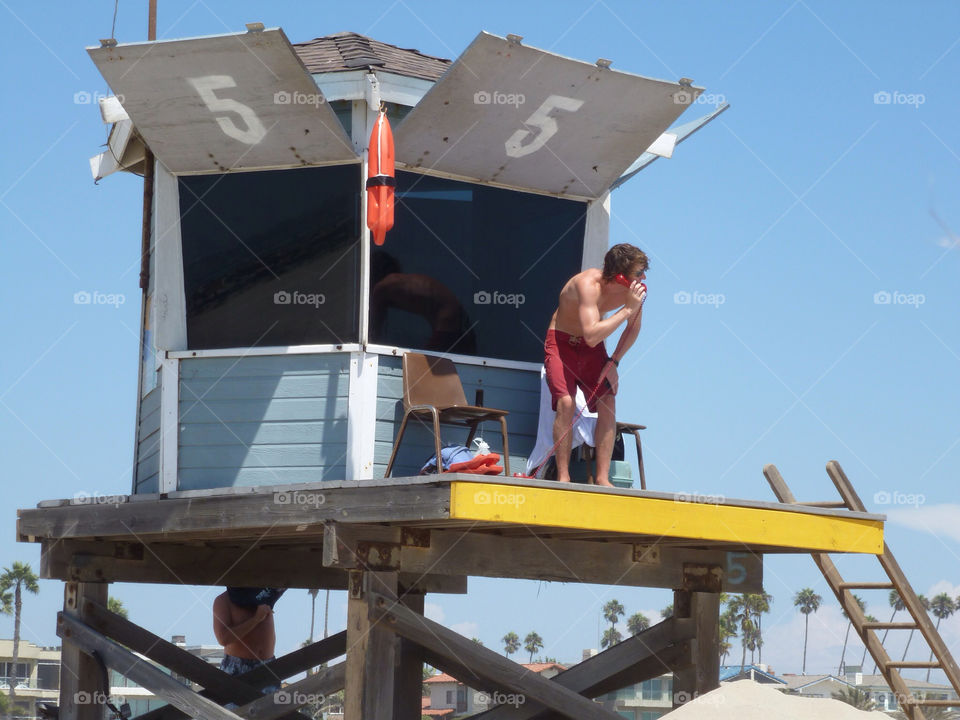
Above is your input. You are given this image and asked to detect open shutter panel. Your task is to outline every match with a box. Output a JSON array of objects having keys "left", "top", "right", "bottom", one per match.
[
  {"left": 88, "top": 28, "right": 357, "bottom": 174},
  {"left": 394, "top": 31, "right": 701, "bottom": 199}
]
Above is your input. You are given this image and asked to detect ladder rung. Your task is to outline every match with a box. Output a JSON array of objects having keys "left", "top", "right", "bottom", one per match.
[
  {"left": 861, "top": 622, "right": 917, "bottom": 630},
  {"left": 838, "top": 581, "right": 895, "bottom": 590},
  {"left": 902, "top": 699, "right": 959, "bottom": 707},
  {"left": 798, "top": 501, "right": 849, "bottom": 508},
  {"left": 886, "top": 661, "right": 942, "bottom": 669}
]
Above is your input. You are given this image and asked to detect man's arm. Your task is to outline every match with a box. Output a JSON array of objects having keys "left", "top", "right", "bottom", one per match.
[
  {"left": 578, "top": 277, "right": 643, "bottom": 347},
  {"left": 213, "top": 596, "right": 271, "bottom": 646},
  {"left": 610, "top": 305, "right": 643, "bottom": 362}
]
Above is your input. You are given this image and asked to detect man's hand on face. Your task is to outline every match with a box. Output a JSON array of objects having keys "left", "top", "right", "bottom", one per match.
[
  {"left": 255, "top": 604, "right": 272, "bottom": 621},
  {"left": 625, "top": 280, "right": 646, "bottom": 313}
]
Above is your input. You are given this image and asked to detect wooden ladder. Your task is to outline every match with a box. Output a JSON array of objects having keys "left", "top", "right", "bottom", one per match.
[{"left": 764, "top": 460, "right": 960, "bottom": 720}]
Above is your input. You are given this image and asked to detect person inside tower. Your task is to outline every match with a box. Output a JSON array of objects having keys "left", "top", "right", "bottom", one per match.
[
  {"left": 213, "top": 587, "right": 285, "bottom": 691},
  {"left": 543, "top": 243, "right": 647, "bottom": 486}
]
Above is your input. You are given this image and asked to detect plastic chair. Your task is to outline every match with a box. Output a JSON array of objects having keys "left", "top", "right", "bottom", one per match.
[{"left": 385, "top": 353, "right": 510, "bottom": 477}]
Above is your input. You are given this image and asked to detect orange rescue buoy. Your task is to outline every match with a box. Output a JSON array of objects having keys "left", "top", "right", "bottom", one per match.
[{"left": 366, "top": 110, "right": 395, "bottom": 246}]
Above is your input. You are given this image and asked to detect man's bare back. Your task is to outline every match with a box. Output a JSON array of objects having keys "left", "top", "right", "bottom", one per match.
[{"left": 212, "top": 592, "right": 275, "bottom": 660}]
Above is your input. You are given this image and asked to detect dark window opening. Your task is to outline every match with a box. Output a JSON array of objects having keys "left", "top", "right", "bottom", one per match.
[
  {"left": 179, "top": 164, "right": 361, "bottom": 349},
  {"left": 369, "top": 171, "right": 585, "bottom": 363}
]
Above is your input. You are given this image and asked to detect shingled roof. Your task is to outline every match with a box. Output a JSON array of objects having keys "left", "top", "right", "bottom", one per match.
[{"left": 293, "top": 31, "right": 451, "bottom": 81}]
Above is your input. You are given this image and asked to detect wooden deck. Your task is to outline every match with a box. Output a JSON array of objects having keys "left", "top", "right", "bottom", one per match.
[{"left": 18, "top": 475, "right": 883, "bottom": 595}]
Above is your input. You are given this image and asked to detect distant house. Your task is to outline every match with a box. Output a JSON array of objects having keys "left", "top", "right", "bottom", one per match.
[
  {"left": 719, "top": 664, "right": 786, "bottom": 685},
  {"left": 780, "top": 671, "right": 959, "bottom": 713},
  {"left": 0, "top": 639, "right": 60, "bottom": 720},
  {"left": 424, "top": 663, "right": 565, "bottom": 715}
]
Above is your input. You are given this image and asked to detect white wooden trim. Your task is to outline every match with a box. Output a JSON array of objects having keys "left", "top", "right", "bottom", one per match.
[
  {"left": 364, "top": 344, "right": 541, "bottom": 372},
  {"left": 167, "top": 344, "right": 361, "bottom": 359},
  {"left": 153, "top": 161, "right": 188, "bottom": 352},
  {"left": 312, "top": 69, "right": 436, "bottom": 107},
  {"left": 158, "top": 357, "right": 180, "bottom": 493},
  {"left": 582, "top": 191, "right": 611, "bottom": 271},
  {"left": 345, "top": 352, "right": 379, "bottom": 480}
]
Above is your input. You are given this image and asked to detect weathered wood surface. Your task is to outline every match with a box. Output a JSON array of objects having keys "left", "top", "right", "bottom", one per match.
[
  {"left": 345, "top": 572, "right": 398, "bottom": 720},
  {"left": 476, "top": 617, "right": 695, "bottom": 719},
  {"left": 19, "top": 483, "right": 452, "bottom": 540},
  {"left": 40, "top": 537, "right": 466, "bottom": 592},
  {"left": 58, "top": 612, "right": 244, "bottom": 720},
  {"left": 368, "top": 591, "right": 621, "bottom": 720},
  {"left": 324, "top": 523, "right": 764, "bottom": 592},
  {"left": 59, "top": 583, "right": 108, "bottom": 720},
  {"left": 236, "top": 662, "right": 345, "bottom": 720},
  {"left": 671, "top": 590, "right": 719, "bottom": 708}
]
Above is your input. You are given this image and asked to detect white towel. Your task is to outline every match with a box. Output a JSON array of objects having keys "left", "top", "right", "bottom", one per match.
[{"left": 526, "top": 367, "right": 597, "bottom": 473}]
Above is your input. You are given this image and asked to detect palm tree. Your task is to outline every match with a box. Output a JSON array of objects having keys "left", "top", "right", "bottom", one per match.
[
  {"left": 601, "top": 627, "right": 623, "bottom": 649},
  {"left": 107, "top": 596, "right": 129, "bottom": 619},
  {"left": 793, "top": 588, "right": 822, "bottom": 674},
  {"left": 726, "top": 595, "right": 755, "bottom": 672},
  {"left": 502, "top": 631, "right": 520, "bottom": 658},
  {"left": 747, "top": 593, "right": 772, "bottom": 665},
  {"left": 307, "top": 589, "right": 319, "bottom": 643},
  {"left": 0, "top": 562, "right": 39, "bottom": 706},
  {"left": 602, "top": 599, "right": 625, "bottom": 631},
  {"left": 719, "top": 606, "right": 738, "bottom": 665},
  {"left": 661, "top": 603, "right": 673, "bottom": 620},
  {"left": 926, "top": 593, "right": 956, "bottom": 681},
  {"left": 901, "top": 594, "right": 930, "bottom": 661},
  {"left": 839, "top": 594, "right": 866, "bottom": 675},
  {"left": 832, "top": 686, "right": 876, "bottom": 711},
  {"left": 626, "top": 612, "right": 650, "bottom": 636},
  {"left": 524, "top": 632, "right": 543, "bottom": 662},
  {"left": 874, "top": 589, "right": 905, "bottom": 673},
  {"left": 858, "top": 614, "right": 877, "bottom": 669}
]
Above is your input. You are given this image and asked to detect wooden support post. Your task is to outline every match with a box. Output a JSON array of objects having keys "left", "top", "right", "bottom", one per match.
[
  {"left": 394, "top": 590, "right": 425, "bottom": 720},
  {"left": 59, "top": 582, "right": 108, "bottom": 720},
  {"left": 671, "top": 589, "right": 719, "bottom": 708},
  {"left": 345, "top": 571, "right": 398, "bottom": 720}
]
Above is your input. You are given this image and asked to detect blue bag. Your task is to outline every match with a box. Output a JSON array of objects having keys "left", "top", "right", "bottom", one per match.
[{"left": 420, "top": 444, "right": 474, "bottom": 474}]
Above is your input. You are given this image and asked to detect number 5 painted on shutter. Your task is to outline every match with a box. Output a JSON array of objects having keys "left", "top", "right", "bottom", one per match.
[
  {"left": 187, "top": 75, "right": 267, "bottom": 145},
  {"left": 504, "top": 94, "right": 584, "bottom": 158}
]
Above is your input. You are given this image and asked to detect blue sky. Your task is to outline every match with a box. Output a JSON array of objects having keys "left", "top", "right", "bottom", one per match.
[{"left": 2, "top": 0, "right": 960, "bottom": 684}]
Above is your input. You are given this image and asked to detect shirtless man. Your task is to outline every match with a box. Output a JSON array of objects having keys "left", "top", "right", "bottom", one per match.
[
  {"left": 544, "top": 243, "right": 648, "bottom": 486},
  {"left": 213, "top": 587, "right": 281, "bottom": 688}
]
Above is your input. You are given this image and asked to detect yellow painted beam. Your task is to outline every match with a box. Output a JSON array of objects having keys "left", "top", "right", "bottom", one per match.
[{"left": 449, "top": 482, "right": 883, "bottom": 554}]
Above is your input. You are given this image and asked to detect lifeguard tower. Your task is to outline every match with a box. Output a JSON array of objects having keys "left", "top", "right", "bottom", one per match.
[{"left": 17, "top": 25, "right": 959, "bottom": 720}]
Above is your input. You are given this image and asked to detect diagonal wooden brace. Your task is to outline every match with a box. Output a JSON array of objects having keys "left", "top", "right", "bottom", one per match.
[{"left": 367, "top": 591, "right": 622, "bottom": 720}]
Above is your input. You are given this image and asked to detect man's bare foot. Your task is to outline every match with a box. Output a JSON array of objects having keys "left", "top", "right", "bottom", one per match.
[
  {"left": 595, "top": 479, "right": 614, "bottom": 487},
  {"left": 557, "top": 477, "right": 572, "bottom": 483}
]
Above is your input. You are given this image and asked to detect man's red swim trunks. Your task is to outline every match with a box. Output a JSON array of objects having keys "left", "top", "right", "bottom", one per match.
[{"left": 544, "top": 329, "right": 612, "bottom": 412}]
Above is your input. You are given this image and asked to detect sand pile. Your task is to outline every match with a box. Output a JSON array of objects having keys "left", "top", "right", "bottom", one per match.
[{"left": 663, "top": 680, "right": 891, "bottom": 719}]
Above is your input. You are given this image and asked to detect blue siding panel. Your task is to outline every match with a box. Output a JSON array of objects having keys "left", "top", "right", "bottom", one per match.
[
  {"left": 135, "top": 385, "right": 161, "bottom": 493},
  {"left": 175, "top": 353, "right": 350, "bottom": 491},
  {"left": 374, "top": 356, "right": 540, "bottom": 478}
]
